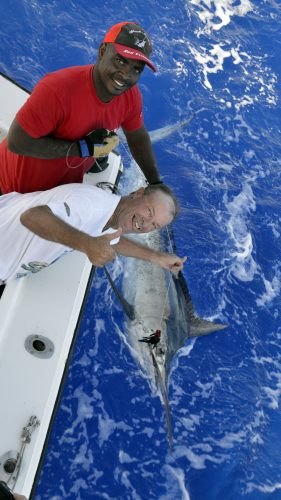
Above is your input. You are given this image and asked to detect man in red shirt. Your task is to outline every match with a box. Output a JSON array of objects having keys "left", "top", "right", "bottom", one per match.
[{"left": 0, "top": 22, "right": 161, "bottom": 194}]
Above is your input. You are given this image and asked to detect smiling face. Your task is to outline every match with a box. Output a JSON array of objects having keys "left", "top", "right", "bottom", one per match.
[
  {"left": 93, "top": 43, "right": 145, "bottom": 102},
  {"left": 115, "top": 188, "right": 175, "bottom": 235}
]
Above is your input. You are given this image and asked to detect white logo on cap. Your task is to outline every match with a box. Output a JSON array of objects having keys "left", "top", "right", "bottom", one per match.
[
  {"left": 128, "top": 28, "right": 149, "bottom": 49},
  {"left": 135, "top": 40, "right": 146, "bottom": 49},
  {"left": 128, "top": 28, "right": 145, "bottom": 35},
  {"left": 124, "top": 49, "right": 146, "bottom": 59}
]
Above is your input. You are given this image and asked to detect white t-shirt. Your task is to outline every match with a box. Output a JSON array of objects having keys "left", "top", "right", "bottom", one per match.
[{"left": 0, "top": 183, "right": 120, "bottom": 283}]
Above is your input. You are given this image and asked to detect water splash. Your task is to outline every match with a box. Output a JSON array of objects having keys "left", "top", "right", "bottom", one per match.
[{"left": 190, "top": 0, "right": 253, "bottom": 35}]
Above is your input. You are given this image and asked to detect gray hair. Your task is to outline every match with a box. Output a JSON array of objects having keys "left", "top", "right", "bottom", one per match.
[{"left": 143, "top": 184, "right": 180, "bottom": 221}]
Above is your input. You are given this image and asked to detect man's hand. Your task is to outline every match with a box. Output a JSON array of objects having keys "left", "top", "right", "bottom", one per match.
[
  {"left": 84, "top": 228, "right": 122, "bottom": 267},
  {"left": 20, "top": 205, "right": 122, "bottom": 268},
  {"left": 157, "top": 253, "right": 187, "bottom": 273},
  {"left": 78, "top": 129, "right": 119, "bottom": 158}
]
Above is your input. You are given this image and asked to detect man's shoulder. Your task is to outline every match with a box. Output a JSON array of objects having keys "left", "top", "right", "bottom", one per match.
[
  {"left": 49, "top": 184, "right": 120, "bottom": 216},
  {"left": 38, "top": 65, "right": 93, "bottom": 90},
  {"left": 49, "top": 183, "right": 118, "bottom": 200},
  {"left": 44, "top": 64, "right": 93, "bottom": 77}
]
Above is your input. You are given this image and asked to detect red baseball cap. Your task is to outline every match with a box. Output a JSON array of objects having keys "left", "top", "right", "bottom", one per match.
[{"left": 103, "top": 22, "right": 156, "bottom": 72}]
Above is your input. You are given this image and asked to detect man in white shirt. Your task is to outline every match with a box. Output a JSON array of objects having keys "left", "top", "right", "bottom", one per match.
[{"left": 0, "top": 183, "right": 186, "bottom": 283}]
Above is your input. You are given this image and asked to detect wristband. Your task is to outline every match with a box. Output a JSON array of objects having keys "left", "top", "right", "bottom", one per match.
[{"left": 78, "top": 139, "right": 90, "bottom": 158}]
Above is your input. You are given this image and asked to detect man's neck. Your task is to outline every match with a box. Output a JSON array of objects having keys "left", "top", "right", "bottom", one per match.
[
  {"left": 103, "top": 198, "right": 124, "bottom": 230},
  {"left": 92, "top": 66, "right": 112, "bottom": 103}
]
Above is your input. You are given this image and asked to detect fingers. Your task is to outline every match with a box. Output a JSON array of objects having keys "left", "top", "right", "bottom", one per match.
[
  {"left": 167, "top": 255, "right": 188, "bottom": 273},
  {"left": 105, "top": 133, "right": 119, "bottom": 149},
  {"left": 94, "top": 252, "right": 116, "bottom": 267},
  {"left": 88, "top": 229, "right": 122, "bottom": 267},
  {"left": 173, "top": 257, "right": 187, "bottom": 270},
  {"left": 107, "top": 227, "right": 122, "bottom": 244},
  {"left": 91, "top": 246, "right": 116, "bottom": 267},
  {"left": 94, "top": 134, "right": 119, "bottom": 157}
]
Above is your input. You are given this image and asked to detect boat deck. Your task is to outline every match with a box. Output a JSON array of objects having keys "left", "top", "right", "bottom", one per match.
[{"left": 0, "top": 73, "right": 123, "bottom": 497}]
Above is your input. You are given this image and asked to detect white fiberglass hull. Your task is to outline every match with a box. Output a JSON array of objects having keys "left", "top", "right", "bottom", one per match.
[{"left": 0, "top": 72, "right": 122, "bottom": 498}]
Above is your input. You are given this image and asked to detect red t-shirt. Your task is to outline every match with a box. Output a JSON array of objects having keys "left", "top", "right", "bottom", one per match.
[{"left": 0, "top": 65, "right": 143, "bottom": 193}]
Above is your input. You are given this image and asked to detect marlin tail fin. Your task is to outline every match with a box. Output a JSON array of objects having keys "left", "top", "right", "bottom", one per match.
[{"left": 190, "top": 317, "right": 228, "bottom": 338}]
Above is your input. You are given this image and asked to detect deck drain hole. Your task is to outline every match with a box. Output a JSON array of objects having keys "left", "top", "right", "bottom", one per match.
[
  {"left": 0, "top": 451, "right": 19, "bottom": 482},
  {"left": 33, "top": 339, "right": 46, "bottom": 352},
  {"left": 4, "top": 458, "right": 17, "bottom": 474},
  {"left": 25, "top": 334, "right": 55, "bottom": 359}
]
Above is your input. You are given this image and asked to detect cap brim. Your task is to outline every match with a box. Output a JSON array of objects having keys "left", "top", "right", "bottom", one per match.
[{"left": 112, "top": 43, "right": 156, "bottom": 72}]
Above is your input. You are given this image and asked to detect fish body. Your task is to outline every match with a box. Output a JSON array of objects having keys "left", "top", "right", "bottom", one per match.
[{"left": 122, "top": 229, "right": 227, "bottom": 447}]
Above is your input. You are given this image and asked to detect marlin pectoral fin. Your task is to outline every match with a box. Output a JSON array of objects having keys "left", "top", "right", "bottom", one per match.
[{"left": 189, "top": 317, "right": 229, "bottom": 338}]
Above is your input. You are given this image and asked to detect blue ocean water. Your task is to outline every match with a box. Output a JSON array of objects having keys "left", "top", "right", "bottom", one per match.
[{"left": 1, "top": 1, "right": 281, "bottom": 499}]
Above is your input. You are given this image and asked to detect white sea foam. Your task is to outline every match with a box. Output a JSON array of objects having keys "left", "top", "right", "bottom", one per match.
[
  {"left": 120, "top": 470, "right": 141, "bottom": 500},
  {"left": 246, "top": 481, "right": 281, "bottom": 494},
  {"left": 181, "top": 413, "right": 202, "bottom": 431},
  {"left": 142, "top": 426, "right": 155, "bottom": 438},
  {"left": 170, "top": 340, "right": 196, "bottom": 380},
  {"left": 173, "top": 444, "right": 227, "bottom": 469},
  {"left": 268, "top": 222, "right": 281, "bottom": 239},
  {"left": 207, "top": 430, "right": 246, "bottom": 449},
  {"left": 98, "top": 415, "right": 132, "bottom": 446},
  {"left": 160, "top": 465, "right": 190, "bottom": 500},
  {"left": 71, "top": 387, "right": 94, "bottom": 422},
  {"left": 262, "top": 385, "right": 281, "bottom": 410},
  {"left": 91, "top": 318, "right": 105, "bottom": 357},
  {"left": 261, "top": 368, "right": 281, "bottom": 409},
  {"left": 244, "top": 149, "right": 255, "bottom": 160},
  {"left": 188, "top": 43, "right": 243, "bottom": 91},
  {"left": 72, "top": 440, "right": 94, "bottom": 470},
  {"left": 256, "top": 270, "right": 281, "bottom": 307},
  {"left": 223, "top": 182, "right": 258, "bottom": 282},
  {"left": 188, "top": 0, "right": 277, "bottom": 108},
  {"left": 119, "top": 450, "right": 137, "bottom": 464},
  {"left": 190, "top": 0, "right": 253, "bottom": 35},
  {"left": 251, "top": 347, "right": 281, "bottom": 410},
  {"left": 235, "top": 113, "right": 259, "bottom": 140},
  {"left": 193, "top": 380, "right": 216, "bottom": 398}
]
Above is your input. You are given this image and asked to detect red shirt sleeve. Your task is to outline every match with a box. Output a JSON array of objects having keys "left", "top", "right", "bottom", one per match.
[{"left": 16, "top": 78, "right": 65, "bottom": 138}]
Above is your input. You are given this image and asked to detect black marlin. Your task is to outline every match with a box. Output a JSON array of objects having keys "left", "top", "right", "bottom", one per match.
[{"left": 122, "top": 228, "right": 228, "bottom": 449}]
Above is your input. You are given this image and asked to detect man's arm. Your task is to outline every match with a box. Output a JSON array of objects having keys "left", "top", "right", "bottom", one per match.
[
  {"left": 116, "top": 236, "right": 187, "bottom": 273},
  {"left": 123, "top": 126, "right": 161, "bottom": 184},
  {"left": 20, "top": 206, "right": 186, "bottom": 272},
  {"left": 7, "top": 118, "right": 81, "bottom": 159},
  {"left": 20, "top": 205, "right": 121, "bottom": 267}
]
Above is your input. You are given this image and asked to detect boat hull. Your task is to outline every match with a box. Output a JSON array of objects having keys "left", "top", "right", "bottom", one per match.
[{"left": 0, "top": 72, "right": 122, "bottom": 497}]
